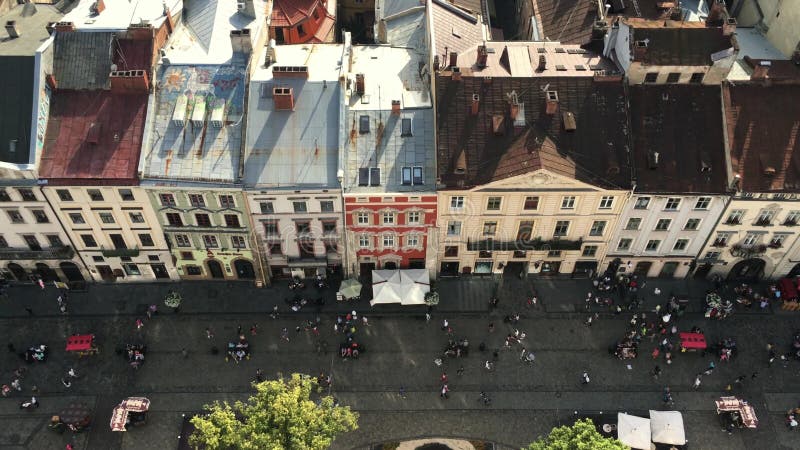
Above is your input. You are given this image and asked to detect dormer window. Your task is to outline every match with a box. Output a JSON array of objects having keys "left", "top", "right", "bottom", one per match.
[
  {"left": 359, "top": 115, "right": 370, "bottom": 134},
  {"left": 358, "top": 167, "right": 381, "bottom": 186}
]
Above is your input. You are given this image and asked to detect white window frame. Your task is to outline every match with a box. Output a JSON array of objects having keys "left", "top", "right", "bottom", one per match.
[
  {"left": 486, "top": 196, "right": 502, "bottom": 211},
  {"left": 785, "top": 211, "right": 800, "bottom": 225},
  {"left": 726, "top": 210, "right": 745, "bottom": 224},
  {"left": 450, "top": 196, "right": 464, "bottom": 210},
  {"left": 358, "top": 234, "right": 371, "bottom": 248},
  {"left": 175, "top": 234, "right": 191, "bottom": 247},
  {"left": 645, "top": 239, "right": 661, "bottom": 251},
  {"left": 482, "top": 221, "right": 497, "bottom": 236},
  {"left": 625, "top": 217, "right": 642, "bottom": 230},
  {"left": 582, "top": 245, "right": 598, "bottom": 257},
  {"left": 664, "top": 198, "right": 681, "bottom": 210},
  {"left": 694, "top": 196, "right": 711, "bottom": 210},
  {"left": 673, "top": 239, "right": 689, "bottom": 251},
  {"left": 743, "top": 233, "right": 759, "bottom": 246},
  {"left": 599, "top": 196, "right": 614, "bottom": 209},
  {"left": 382, "top": 233, "right": 396, "bottom": 249},
  {"left": 770, "top": 233, "right": 789, "bottom": 247},
  {"left": 407, "top": 211, "right": 421, "bottom": 224},
  {"left": 203, "top": 235, "right": 219, "bottom": 248},
  {"left": 589, "top": 220, "right": 606, "bottom": 236},
  {"left": 655, "top": 218, "right": 671, "bottom": 231},
  {"left": 447, "top": 221, "right": 461, "bottom": 236},
  {"left": 684, "top": 218, "right": 701, "bottom": 230},
  {"left": 382, "top": 212, "right": 395, "bottom": 225},
  {"left": 617, "top": 238, "right": 632, "bottom": 251},
  {"left": 356, "top": 212, "right": 370, "bottom": 225},
  {"left": 553, "top": 220, "right": 570, "bottom": 237},
  {"left": 560, "top": 196, "right": 576, "bottom": 209},
  {"left": 405, "top": 234, "right": 420, "bottom": 248},
  {"left": 634, "top": 197, "right": 650, "bottom": 209}
]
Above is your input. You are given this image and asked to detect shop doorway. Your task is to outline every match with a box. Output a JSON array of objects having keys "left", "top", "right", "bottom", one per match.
[
  {"left": 659, "top": 262, "right": 680, "bottom": 278},
  {"left": 359, "top": 262, "right": 375, "bottom": 283},
  {"left": 503, "top": 261, "right": 526, "bottom": 277},
  {"left": 59, "top": 262, "right": 85, "bottom": 282},
  {"left": 634, "top": 261, "right": 652, "bottom": 276},
  {"left": 207, "top": 260, "right": 225, "bottom": 279},
  {"left": 35, "top": 263, "right": 61, "bottom": 282},
  {"left": 7, "top": 263, "right": 26, "bottom": 281},
  {"left": 383, "top": 261, "right": 398, "bottom": 270},
  {"left": 693, "top": 263, "right": 713, "bottom": 279},
  {"left": 440, "top": 261, "right": 459, "bottom": 276},
  {"left": 151, "top": 263, "right": 170, "bottom": 279},
  {"left": 408, "top": 259, "right": 425, "bottom": 269},
  {"left": 234, "top": 260, "right": 255, "bottom": 279},
  {"left": 727, "top": 258, "right": 765, "bottom": 281},
  {"left": 97, "top": 265, "right": 115, "bottom": 281}
]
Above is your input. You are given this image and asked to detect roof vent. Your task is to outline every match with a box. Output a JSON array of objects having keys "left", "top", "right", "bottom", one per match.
[
  {"left": 272, "top": 65, "right": 308, "bottom": 78},
  {"left": 209, "top": 98, "right": 225, "bottom": 128},
  {"left": 391, "top": 100, "right": 401, "bottom": 115},
  {"left": 451, "top": 67, "right": 462, "bottom": 81},
  {"left": 545, "top": 91, "right": 559, "bottom": 115},
  {"left": 648, "top": 151, "right": 660, "bottom": 169},
  {"left": 476, "top": 45, "right": 488, "bottom": 68},
  {"left": 764, "top": 166, "right": 777, "bottom": 176},
  {"left": 90, "top": 0, "right": 105, "bottom": 16},
  {"left": 492, "top": 115, "right": 505, "bottom": 135},
  {"left": 191, "top": 95, "right": 207, "bottom": 127},
  {"left": 723, "top": 17, "right": 737, "bottom": 36},
  {"left": 86, "top": 122, "right": 101, "bottom": 144},
  {"left": 454, "top": 150, "right": 467, "bottom": 174},
  {"left": 172, "top": 94, "right": 188, "bottom": 127},
  {"left": 471, "top": 94, "right": 479, "bottom": 116},
  {"left": 449, "top": 51, "right": 458, "bottom": 68},
  {"left": 5, "top": 21, "right": 19, "bottom": 39},
  {"left": 562, "top": 111, "right": 576, "bottom": 131},
  {"left": 355, "top": 73, "right": 365, "bottom": 95},
  {"left": 633, "top": 40, "right": 648, "bottom": 61}
]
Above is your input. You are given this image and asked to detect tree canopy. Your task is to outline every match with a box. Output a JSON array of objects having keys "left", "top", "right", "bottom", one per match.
[
  {"left": 189, "top": 373, "right": 358, "bottom": 450},
  {"left": 527, "top": 419, "right": 630, "bottom": 450}
]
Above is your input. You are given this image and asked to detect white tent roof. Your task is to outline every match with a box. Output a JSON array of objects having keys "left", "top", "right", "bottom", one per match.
[
  {"left": 372, "top": 270, "right": 402, "bottom": 284},
  {"left": 617, "top": 413, "right": 652, "bottom": 450},
  {"left": 370, "top": 269, "right": 430, "bottom": 306},
  {"left": 649, "top": 410, "right": 686, "bottom": 445},
  {"left": 371, "top": 283, "right": 402, "bottom": 304}
]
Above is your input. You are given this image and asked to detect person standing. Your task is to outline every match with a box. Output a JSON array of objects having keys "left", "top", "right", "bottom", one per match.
[
  {"left": 692, "top": 374, "right": 702, "bottom": 390},
  {"left": 135, "top": 318, "right": 144, "bottom": 330},
  {"left": 280, "top": 327, "right": 290, "bottom": 342},
  {"left": 581, "top": 371, "right": 590, "bottom": 384},
  {"left": 206, "top": 327, "right": 215, "bottom": 339},
  {"left": 441, "top": 319, "right": 449, "bottom": 331},
  {"left": 440, "top": 384, "right": 449, "bottom": 399}
]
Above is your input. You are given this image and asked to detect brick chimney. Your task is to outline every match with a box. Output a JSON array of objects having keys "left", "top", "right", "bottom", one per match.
[
  {"left": 230, "top": 29, "right": 253, "bottom": 54},
  {"left": 110, "top": 70, "right": 150, "bottom": 94},
  {"left": 451, "top": 67, "right": 462, "bottom": 81},
  {"left": 128, "top": 23, "right": 154, "bottom": 40},
  {"left": 45, "top": 74, "right": 57, "bottom": 90},
  {"left": 5, "top": 21, "right": 19, "bottom": 39},
  {"left": 706, "top": 0, "right": 725, "bottom": 25},
  {"left": 476, "top": 45, "right": 488, "bottom": 68},
  {"left": 751, "top": 61, "right": 771, "bottom": 81},
  {"left": 272, "top": 66, "right": 309, "bottom": 79},
  {"left": 391, "top": 100, "right": 401, "bottom": 115},
  {"left": 90, "top": 0, "right": 105, "bottom": 16},
  {"left": 723, "top": 17, "right": 737, "bottom": 36},
  {"left": 633, "top": 40, "right": 648, "bottom": 61},
  {"left": 545, "top": 91, "right": 559, "bottom": 115},
  {"left": 471, "top": 94, "right": 479, "bottom": 116},
  {"left": 273, "top": 87, "right": 295, "bottom": 111},
  {"left": 449, "top": 51, "right": 457, "bottom": 69},
  {"left": 355, "top": 73, "right": 365, "bottom": 95},
  {"left": 54, "top": 22, "right": 75, "bottom": 33}
]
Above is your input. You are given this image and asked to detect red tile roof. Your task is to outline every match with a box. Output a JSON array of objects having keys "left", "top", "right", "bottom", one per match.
[
  {"left": 533, "top": 0, "right": 597, "bottom": 45},
  {"left": 39, "top": 91, "right": 148, "bottom": 185},
  {"left": 113, "top": 38, "right": 153, "bottom": 71},
  {"left": 725, "top": 82, "right": 800, "bottom": 192},
  {"left": 272, "top": 0, "right": 318, "bottom": 27}
]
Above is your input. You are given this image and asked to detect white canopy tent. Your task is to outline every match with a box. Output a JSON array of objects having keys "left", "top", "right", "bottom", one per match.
[
  {"left": 617, "top": 413, "right": 652, "bottom": 450},
  {"left": 649, "top": 410, "right": 687, "bottom": 445},
  {"left": 370, "top": 269, "right": 430, "bottom": 306}
]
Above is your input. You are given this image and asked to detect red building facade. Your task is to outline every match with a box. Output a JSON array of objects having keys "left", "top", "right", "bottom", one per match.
[{"left": 270, "top": 0, "right": 336, "bottom": 44}]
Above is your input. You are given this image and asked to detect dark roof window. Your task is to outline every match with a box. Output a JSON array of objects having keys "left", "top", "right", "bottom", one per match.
[{"left": 359, "top": 115, "right": 370, "bottom": 134}]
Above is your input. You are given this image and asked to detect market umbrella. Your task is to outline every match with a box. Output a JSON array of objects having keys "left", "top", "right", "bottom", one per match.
[
  {"left": 59, "top": 402, "right": 91, "bottom": 427},
  {"left": 617, "top": 413, "right": 652, "bottom": 450},
  {"left": 338, "top": 279, "right": 362, "bottom": 299},
  {"left": 649, "top": 410, "right": 686, "bottom": 445},
  {"left": 164, "top": 291, "right": 182, "bottom": 309}
]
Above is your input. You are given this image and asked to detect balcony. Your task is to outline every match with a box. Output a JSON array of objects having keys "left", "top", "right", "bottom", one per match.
[
  {"left": 730, "top": 243, "right": 766, "bottom": 258},
  {"left": 0, "top": 246, "right": 75, "bottom": 260},
  {"left": 467, "top": 238, "right": 583, "bottom": 252},
  {"left": 711, "top": 240, "right": 728, "bottom": 248},
  {"left": 101, "top": 247, "right": 140, "bottom": 257}
]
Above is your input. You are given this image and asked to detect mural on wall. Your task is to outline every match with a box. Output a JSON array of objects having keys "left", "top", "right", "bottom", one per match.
[{"left": 35, "top": 86, "right": 51, "bottom": 153}]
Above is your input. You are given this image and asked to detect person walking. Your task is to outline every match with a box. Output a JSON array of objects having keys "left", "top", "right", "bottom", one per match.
[
  {"left": 280, "top": 327, "right": 290, "bottom": 342},
  {"left": 399, "top": 386, "right": 406, "bottom": 399},
  {"left": 484, "top": 360, "right": 494, "bottom": 371},
  {"left": 440, "top": 372, "right": 448, "bottom": 384},
  {"left": 425, "top": 312, "right": 431, "bottom": 322},
  {"left": 651, "top": 365, "right": 661, "bottom": 380},
  {"left": 250, "top": 324, "right": 258, "bottom": 336},
  {"left": 692, "top": 374, "right": 702, "bottom": 390},
  {"left": 135, "top": 318, "right": 144, "bottom": 330},
  {"left": 255, "top": 368, "right": 264, "bottom": 382},
  {"left": 663, "top": 387, "right": 674, "bottom": 406},
  {"left": 703, "top": 361, "right": 716, "bottom": 375},
  {"left": 11, "top": 379, "right": 21, "bottom": 391},
  {"left": 479, "top": 391, "right": 491, "bottom": 406},
  {"left": 441, "top": 319, "right": 449, "bottom": 331},
  {"left": 206, "top": 327, "right": 215, "bottom": 339},
  {"left": 362, "top": 316, "right": 369, "bottom": 327},
  {"left": 457, "top": 366, "right": 465, "bottom": 376},
  {"left": 581, "top": 371, "right": 590, "bottom": 385},
  {"left": 440, "top": 384, "right": 449, "bottom": 399},
  {"left": 66, "top": 368, "right": 77, "bottom": 379}
]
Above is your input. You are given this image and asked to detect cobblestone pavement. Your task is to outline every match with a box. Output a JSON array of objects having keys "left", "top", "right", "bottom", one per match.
[{"left": 1, "top": 276, "right": 799, "bottom": 449}]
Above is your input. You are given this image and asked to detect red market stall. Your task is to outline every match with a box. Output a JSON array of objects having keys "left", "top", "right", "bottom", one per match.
[
  {"left": 66, "top": 334, "right": 98, "bottom": 357},
  {"left": 679, "top": 332, "right": 707, "bottom": 352}
]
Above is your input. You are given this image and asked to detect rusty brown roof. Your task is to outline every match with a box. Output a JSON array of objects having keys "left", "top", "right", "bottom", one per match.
[
  {"left": 629, "top": 84, "right": 728, "bottom": 194},
  {"left": 626, "top": 19, "right": 734, "bottom": 66},
  {"left": 725, "top": 82, "right": 800, "bottom": 192},
  {"left": 435, "top": 73, "right": 631, "bottom": 189},
  {"left": 532, "top": 0, "right": 598, "bottom": 45}
]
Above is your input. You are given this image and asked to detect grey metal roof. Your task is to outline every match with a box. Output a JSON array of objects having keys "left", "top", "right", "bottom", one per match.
[
  {"left": 53, "top": 32, "right": 114, "bottom": 90},
  {"left": 0, "top": 56, "right": 35, "bottom": 164},
  {"left": 0, "top": 3, "right": 65, "bottom": 56},
  {"left": 184, "top": 0, "right": 219, "bottom": 52},
  {"left": 244, "top": 79, "right": 341, "bottom": 188},
  {"left": 343, "top": 108, "right": 435, "bottom": 193}
]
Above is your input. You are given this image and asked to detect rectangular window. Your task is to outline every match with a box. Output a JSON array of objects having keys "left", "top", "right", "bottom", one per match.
[
  {"left": 18, "top": 188, "right": 36, "bottom": 201},
  {"left": 203, "top": 235, "right": 219, "bottom": 248},
  {"left": 118, "top": 189, "right": 134, "bottom": 201},
  {"left": 523, "top": 196, "right": 539, "bottom": 210},
  {"left": 450, "top": 196, "right": 464, "bottom": 210},
  {"left": 218, "top": 195, "right": 235, "bottom": 209},
  {"left": 0, "top": 189, "right": 8, "bottom": 201},
  {"left": 359, "top": 115, "right": 370, "bottom": 133},
  {"left": 517, "top": 221, "right": 533, "bottom": 241},
  {"left": 189, "top": 194, "right": 206, "bottom": 208},
  {"left": 589, "top": 220, "right": 606, "bottom": 236},
  {"left": 123, "top": 263, "right": 141, "bottom": 276},
  {"left": 369, "top": 168, "right": 381, "bottom": 186},
  {"left": 401, "top": 167, "right": 412, "bottom": 185},
  {"left": 634, "top": 197, "right": 650, "bottom": 209},
  {"left": 99, "top": 212, "right": 115, "bottom": 224},
  {"left": 195, "top": 214, "right": 211, "bottom": 227},
  {"left": 644, "top": 72, "right": 658, "bottom": 83},
  {"left": 296, "top": 221, "right": 311, "bottom": 234},
  {"left": 561, "top": 196, "right": 575, "bottom": 209},
  {"left": 57, "top": 189, "right": 73, "bottom": 201},
  {"left": 358, "top": 168, "right": 369, "bottom": 186},
  {"left": 684, "top": 218, "right": 700, "bottom": 230},
  {"left": 756, "top": 210, "right": 775, "bottom": 226},
  {"left": 784, "top": 211, "right": 800, "bottom": 225},
  {"left": 553, "top": 220, "right": 570, "bottom": 236},
  {"left": 665, "top": 198, "right": 681, "bottom": 210},
  {"left": 264, "top": 222, "right": 279, "bottom": 235},
  {"left": 356, "top": 212, "right": 370, "bottom": 225},
  {"left": 382, "top": 212, "right": 395, "bottom": 224},
  {"left": 7, "top": 210, "right": 24, "bottom": 223},
  {"left": 599, "top": 196, "right": 614, "bottom": 209},
  {"left": 413, "top": 167, "right": 423, "bottom": 185},
  {"left": 582, "top": 245, "right": 598, "bottom": 257},
  {"left": 110, "top": 234, "right": 127, "bottom": 249},
  {"left": 32, "top": 210, "right": 49, "bottom": 223},
  {"left": 81, "top": 234, "right": 98, "bottom": 247},
  {"left": 655, "top": 218, "right": 671, "bottom": 231},
  {"left": 359, "top": 234, "right": 370, "bottom": 248},
  {"left": 694, "top": 197, "right": 711, "bottom": 209},
  {"left": 160, "top": 193, "right": 176, "bottom": 206},
  {"left": 447, "top": 221, "right": 461, "bottom": 236},
  {"left": 231, "top": 236, "right": 246, "bottom": 249},
  {"left": 444, "top": 245, "right": 458, "bottom": 257},
  {"left": 224, "top": 214, "right": 241, "bottom": 228},
  {"left": 406, "top": 211, "right": 420, "bottom": 224},
  {"left": 645, "top": 239, "right": 661, "bottom": 251},
  {"left": 726, "top": 210, "right": 745, "bottom": 224},
  {"left": 69, "top": 213, "right": 85, "bottom": 224},
  {"left": 673, "top": 239, "right": 689, "bottom": 251},
  {"left": 23, "top": 235, "right": 41, "bottom": 251},
  {"left": 486, "top": 197, "right": 502, "bottom": 211},
  {"left": 324, "top": 241, "right": 337, "bottom": 253},
  {"left": 690, "top": 72, "right": 704, "bottom": 83},
  {"left": 743, "top": 233, "right": 759, "bottom": 246},
  {"left": 268, "top": 243, "right": 282, "bottom": 255},
  {"left": 129, "top": 212, "right": 145, "bottom": 223},
  {"left": 180, "top": 251, "right": 194, "bottom": 260},
  {"left": 625, "top": 217, "right": 641, "bottom": 230},
  {"left": 666, "top": 72, "right": 680, "bottom": 83},
  {"left": 617, "top": 238, "right": 632, "bottom": 251},
  {"left": 260, "top": 202, "right": 274, "bottom": 214},
  {"left": 0, "top": 235, "right": 7, "bottom": 248},
  {"left": 175, "top": 234, "right": 191, "bottom": 247},
  {"left": 382, "top": 234, "right": 395, "bottom": 248},
  {"left": 322, "top": 221, "right": 337, "bottom": 234},
  {"left": 297, "top": 24, "right": 306, "bottom": 36},
  {"left": 293, "top": 201, "right": 307, "bottom": 213},
  {"left": 406, "top": 234, "right": 419, "bottom": 247},
  {"left": 547, "top": 250, "right": 561, "bottom": 258},
  {"left": 401, "top": 118, "right": 412, "bottom": 136},
  {"left": 166, "top": 213, "right": 183, "bottom": 227},
  {"left": 483, "top": 221, "right": 497, "bottom": 236},
  {"left": 87, "top": 189, "right": 103, "bottom": 201},
  {"left": 704, "top": 251, "right": 721, "bottom": 260},
  {"left": 139, "top": 233, "right": 154, "bottom": 247},
  {"left": 320, "top": 200, "right": 334, "bottom": 212},
  {"left": 713, "top": 232, "right": 732, "bottom": 246},
  {"left": 46, "top": 235, "right": 64, "bottom": 247},
  {"left": 186, "top": 266, "right": 202, "bottom": 275},
  {"left": 770, "top": 234, "right": 789, "bottom": 248}
]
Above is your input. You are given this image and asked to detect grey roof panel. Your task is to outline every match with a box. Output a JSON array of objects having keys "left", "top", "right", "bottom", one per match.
[
  {"left": 0, "top": 56, "right": 35, "bottom": 164},
  {"left": 53, "top": 32, "right": 113, "bottom": 90}
]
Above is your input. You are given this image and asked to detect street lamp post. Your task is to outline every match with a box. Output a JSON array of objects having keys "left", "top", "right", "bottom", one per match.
[{"left": 337, "top": 170, "right": 349, "bottom": 278}]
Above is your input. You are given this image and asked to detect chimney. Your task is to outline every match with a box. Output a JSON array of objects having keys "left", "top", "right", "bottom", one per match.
[
  {"left": 633, "top": 40, "right": 648, "bottom": 61},
  {"left": 5, "top": 21, "right": 19, "bottom": 39},
  {"left": 648, "top": 151, "right": 660, "bottom": 169},
  {"left": 91, "top": 0, "right": 105, "bottom": 15},
  {"left": 230, "top": 29, "right": 253, "bottom": 54},
  {"left": 110, "top": 70, "right": 150, "bottom": 94},
  {"left": 471, "top": 94, "right": 479, "bottom": 116},
  {"left": 545, "top": 91, "right": 559, "bottom": 115},
  {"left": 86, "top": 122, "right": 101, "bottom": 144},
  {"left": 723, "top": 17, "right": 737, "bottom": 36},
  {"left": 45, "top": 74, "right": 57, "bottom": 90},
  {"left": 54, "top": 22, "right": 75, "bottom": 33},
  {"left": 476, "top": 45, "right": 488, "bottom": 68},
  {"left": 454, "top": 150, "right": 467, "bottom": 174},
  {"left": 45, "top": 22, "right": 56, "bottom": 35},
  {"left": 272, "top": 66, "right": 309, "bottom": 79},
  {"left": 163, "top": 6, "right": 175, "bottom": 34},
  {"left": 391, "top": 100, "right": 401, "bottom": 115},
  {"left": 706, "top": 0, "right": 725, "bottom": 25},
  {"left": 265, "top": 39, "right": 277, "bottom": 66},
  {"left": 537, "top": 54, "right": 546, "bottom": 72},
  {"left": 449, "top": 51, "right": 458, "bottom": 68},
  {"left": 238, "top": 0, "right": 256, "bottom": 18},
  {"left": 751, "top": 60, "right": 771, "bottom": 81},
  {"left": 433, "top": 55, "right": 440, "bottom": 71},
  {"left": 273, "top": 87, "right": 295, "bottom": 111},
  {"left": 451, "top": 67, "right": 461, "bottom": 81},
  {"left": 355, "top": 73, "right": 365, "bottom": 95},
  {"left": 508, "top": 92, "right": 519, "bottom": 119}
]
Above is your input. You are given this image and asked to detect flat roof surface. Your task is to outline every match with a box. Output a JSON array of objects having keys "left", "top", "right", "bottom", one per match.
[
  {"left": 141, "top": 64, "right": 246, "bottom": 183},
  {"left": 162, "top": 0, "right": 265, "bottom": 65},
  {"left": 453, "top": 41, "right": 614, "bottom": 77},
  {"left": 431, "top": 1, "right": 484, "bottom": 63},
  {"left": 626, "top": 19, "right": 734, "bottom": 66},
  {"left": 728, "top": 28, "right": 787, "bottom": 81},
  {"left": 39, "top": 91, "right": 148, "bottom": 183},
  {"left": 244, "top": 43, "right": 345, "bottom": 188},
  {"left": 61, "top": 0, "right": 181, "bottom": 31},
  {"left": 377, "top": 0, "right": 427, "bottom": 49},
  {"left": 0, "top": 2, "right": 64, "bottom": 56},
  {"left": 0, "top": 56, "right": 35, "bottom": 164},
  {"left": 349, "top": 45, "right": 430, "bottom": 110},
  {"left": 52, "top": 31, "right": 114, "bottom": 90}
]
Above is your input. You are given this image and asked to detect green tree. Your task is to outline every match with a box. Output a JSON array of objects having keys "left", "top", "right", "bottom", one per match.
[
  {"left": 527, "top": 419, "right": 630, "bottom": 450},
  {"left": 189, "top": 373, "right": 358, "bottom": 450}
]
